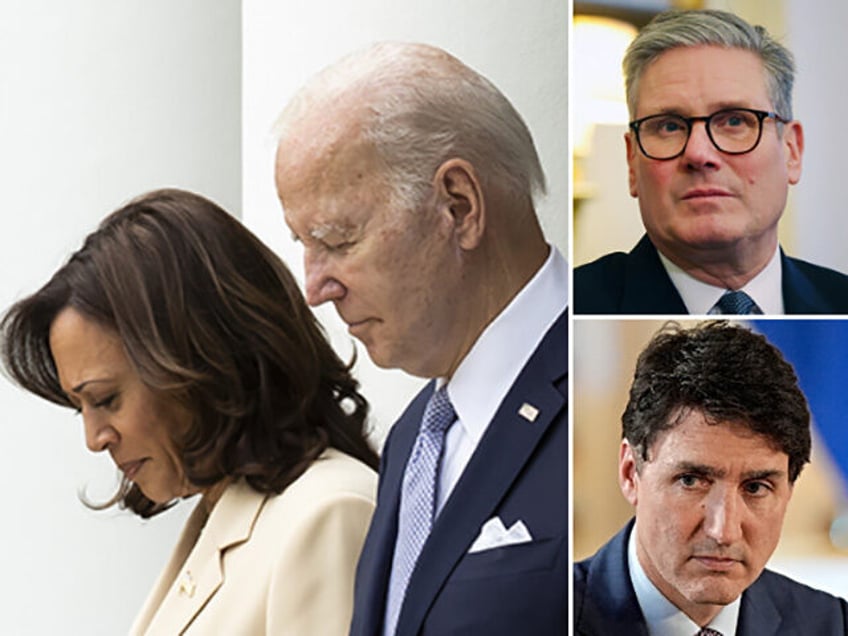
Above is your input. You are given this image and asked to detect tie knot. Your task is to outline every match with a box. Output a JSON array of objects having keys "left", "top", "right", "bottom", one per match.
[
  {"left": 421, "top": 385, "right": 456, "bottom": 435},
  {"left": 696, "top": 628, "right": 723, "bottom": 636},
  {"left": 714, "top": 289, "right": 762, "bottom": 315}
]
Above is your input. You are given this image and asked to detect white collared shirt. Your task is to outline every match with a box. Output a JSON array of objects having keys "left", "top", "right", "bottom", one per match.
[
  {"left": 628, "top": 524, "right": 740, "bottom": 636},
  {"left": 434, "top": 246, "right": 568, "bottom": 514},
  {"left": 658, "top": 245, "right": 784, "bottom": 314}
]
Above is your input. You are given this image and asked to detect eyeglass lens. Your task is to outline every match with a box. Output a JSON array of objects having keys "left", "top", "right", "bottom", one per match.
[{"left": 637, "top": 109, "right": 764, "bottom": 159}]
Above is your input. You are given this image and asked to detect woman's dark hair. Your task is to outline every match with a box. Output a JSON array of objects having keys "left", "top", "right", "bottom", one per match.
[
  {"left": 622, "top": 320, "right": 811, "bottom": 483},
  {"left": 1, "top": 188, "right": 378, "bottom": 517}
]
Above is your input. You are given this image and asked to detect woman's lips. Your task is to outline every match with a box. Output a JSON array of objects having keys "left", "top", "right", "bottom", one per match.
[{"left": 119, "top": 459, "right": 147, "bottom": 481}]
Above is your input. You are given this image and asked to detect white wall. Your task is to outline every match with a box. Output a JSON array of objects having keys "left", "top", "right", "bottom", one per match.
[
  {"left": 786, "top": 2, "right": 848, "bottom": 273},
  {"left": 242, "top": 0, "right": 568, "bottom": 443},
  {"left": 0, "top": 2, "right": 240, "bottom": 633}
]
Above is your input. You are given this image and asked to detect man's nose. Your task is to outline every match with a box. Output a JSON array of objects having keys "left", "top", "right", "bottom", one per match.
[
  {"left": 702, "top": 486, "right": 743, "bottom": 545},
  {"left": 303, "top": 251, "right": 346, "bottom": 306},
  {"left": 682, "top": 121, "right": 722, "bottom": 169}
]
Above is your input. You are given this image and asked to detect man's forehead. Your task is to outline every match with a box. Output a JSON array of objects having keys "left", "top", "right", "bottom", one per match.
[
  {"left": 645, "top": 415, "right": 790, "bottom": 472},
  {"left": 635, "top": 45, "right": 770, "bottom": 112}
]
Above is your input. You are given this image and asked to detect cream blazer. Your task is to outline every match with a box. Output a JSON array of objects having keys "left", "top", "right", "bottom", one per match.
[{"left": 129, "top": 448, "right": 377, "bottom": 635}]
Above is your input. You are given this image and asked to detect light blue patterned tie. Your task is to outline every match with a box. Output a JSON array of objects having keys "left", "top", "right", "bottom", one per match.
[
  {"left": 383, "top": 385, "right": 456, "bottom": 636},
  {"left": 713, "top": 289, "right": 762, "bottom": 315}
]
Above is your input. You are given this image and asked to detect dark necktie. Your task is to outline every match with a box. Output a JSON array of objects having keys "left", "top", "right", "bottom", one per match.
[
  {"left": 713, "top": 289, "right": 762, "bottom": 315},
  {"left": 696, "top": 628, "right": 723, "bottom": 636},
  {"left": 383, "top": 385, "right": 456, "bottom": 636}
]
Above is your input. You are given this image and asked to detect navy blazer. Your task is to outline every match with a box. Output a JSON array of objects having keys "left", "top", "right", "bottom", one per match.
[
  {"left": 574, "top": 520, "right": 848, "bottom": 635},
  {"left": 350, "top": 309, "right": 568, "bottom": 636},
  {"left": 574, "top": 235, "right": 848, "bottom": 315}
]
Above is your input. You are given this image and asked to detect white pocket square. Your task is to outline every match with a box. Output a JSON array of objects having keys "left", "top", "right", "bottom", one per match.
[{"left": 468, "top": 516, "right": 533, "bottom": 554}]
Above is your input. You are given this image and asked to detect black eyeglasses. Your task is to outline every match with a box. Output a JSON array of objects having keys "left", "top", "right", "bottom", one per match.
[{"left": 629, "top": 108, "right": 789, "bottom": 160}]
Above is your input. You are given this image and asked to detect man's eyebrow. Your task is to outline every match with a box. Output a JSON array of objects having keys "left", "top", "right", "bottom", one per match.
[
  {"left": 741, "top": 469, "right": 786, "bottom": 482},
  {"left": 671, "top": 461, "right": 726, "bottom": 479},
  {"left": 308, "top": 222, "right": 361, "bottom": 242},
  {"left": 670, "top": 462, "right": 786, "bottom": 482}
]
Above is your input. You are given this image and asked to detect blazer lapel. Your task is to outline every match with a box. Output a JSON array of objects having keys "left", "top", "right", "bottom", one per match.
[
  {"left": 143, "top": 481, "right": 267, "bottom": 634},
  {"left": 396, "top": 311, "right": 568, "bottom": 635},
  {"left": 130, "top": 499, "right": 209, "bottom": 635},
  {"left": 781, "top": 251, "right": 830, "bottom": 313},
  {"left": 352, "top": 383, "right": 433, "bottom": 635},
  {"left": 736, "top": 575, "right": 784, "bottom": 636},
  {"left": 621, "top": 236, "right": 688, "bottom": 314},
  {"left": 578, "top": 521, "right": 650, "bottom": 636}
]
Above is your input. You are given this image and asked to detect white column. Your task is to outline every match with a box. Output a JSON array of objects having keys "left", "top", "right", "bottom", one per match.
[{"left": 0, "top": 1, "right": 240, "bottom": 633}]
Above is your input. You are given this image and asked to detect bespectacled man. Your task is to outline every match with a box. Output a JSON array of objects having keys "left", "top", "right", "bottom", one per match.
[{"left": 574, "top": 9, "right": 848, "bottom": 315}]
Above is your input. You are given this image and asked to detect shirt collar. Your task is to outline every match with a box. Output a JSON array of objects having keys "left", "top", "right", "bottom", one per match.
[
  {"left": 442, "top": 247, "right": 568, "bottom": 442},
  {"left": 628, "top": 525, "right": 740, "bottom": 636},
  {"left": 658, "top": 244, "right": 784, "bottom": 314}
]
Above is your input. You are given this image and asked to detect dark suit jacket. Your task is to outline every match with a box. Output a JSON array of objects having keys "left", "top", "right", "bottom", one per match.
[
  {"left": 350, "top": 309, "right": 568, "bottom": 636},
  {"left": 574, "top": 520, "right": 848, "bottom": 635},
  {"left": 574, "top": 235, "right": 848, "bottom": 315}
]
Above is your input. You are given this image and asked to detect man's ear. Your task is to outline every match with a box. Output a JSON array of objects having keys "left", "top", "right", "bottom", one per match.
[
  {"left": 783, "top": 120, "right": 804, "bottom": 185},
  {"left": 619, "top": 439, "right": 640, "bottom": 506},
  {"left": 432, "top": 158, "right": 485, "bottom": 250},
  {"left": 625, "top": 132, "right": 639, "bottom": 198}
]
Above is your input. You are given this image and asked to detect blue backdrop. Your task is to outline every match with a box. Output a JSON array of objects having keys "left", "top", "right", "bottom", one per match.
[{"left": 753, "top": 320, "right": 848, "bottom": 497}]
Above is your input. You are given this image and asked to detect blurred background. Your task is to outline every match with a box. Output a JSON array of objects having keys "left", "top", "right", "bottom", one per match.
[
  {"left": 573, "top": 318, "right": 848, "bottom": 597},
  {"left": 573, "top": 0, "right": 848, "bottom": 277},
  {"left": 1, "top": 1, "right": 565, "bottom": 632}
]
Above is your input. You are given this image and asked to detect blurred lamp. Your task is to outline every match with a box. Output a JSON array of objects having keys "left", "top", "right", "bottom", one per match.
[{"left": 573, "top": 15, "right": 637, "bottom": 157}]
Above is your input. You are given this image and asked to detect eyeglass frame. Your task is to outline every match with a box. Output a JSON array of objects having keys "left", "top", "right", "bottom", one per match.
[{"left": 628, "top": 108, "right": 790, "bottom": 161}]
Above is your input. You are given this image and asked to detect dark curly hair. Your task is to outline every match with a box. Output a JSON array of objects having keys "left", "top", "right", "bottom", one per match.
[
  {"left": 1, "top": 188, "right": 378, "bottom": 517},
  {"left": 622, "top": 321, "right": 810, "bottom": 482}
]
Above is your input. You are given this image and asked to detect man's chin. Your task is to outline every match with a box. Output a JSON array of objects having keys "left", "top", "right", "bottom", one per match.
[{"left": 683, "top": 579, "right": 747, "bottom": 608}]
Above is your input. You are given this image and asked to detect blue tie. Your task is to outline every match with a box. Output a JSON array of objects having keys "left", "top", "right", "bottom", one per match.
[
  {"left": 383, "top": 385, "right": 456, "bottom": 636},
  {"left": 713, "top": 290, "right": 762, "bottom": 315}
]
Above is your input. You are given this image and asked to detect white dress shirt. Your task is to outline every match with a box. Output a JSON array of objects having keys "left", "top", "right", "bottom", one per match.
[
  {"left": 628, "top": 526, "right": 740, "bottom": 636},
  {"left": 434, "top": 246, "right": 568, "bottom": 514},
  {"left": 658, "top": 244, "right": 784, "bottom": 314}
]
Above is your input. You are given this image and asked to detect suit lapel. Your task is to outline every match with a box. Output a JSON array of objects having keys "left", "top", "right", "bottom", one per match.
[
  {"left": 781, "top": 251, "right": 829, "bottom": 313},
  {"left": 737, "top": 575, "right": 784, "bottom": 635},
  {"left": 143, "top": 481, "right": 267, "bottom": 634},
  {"left": 621, "top": 236, "right": 688, "bottom": 314},
  {"left": 130, "top": 499, "right": 209, "bottom": 635},
  {"left": 352, "top": 384, "right": 433, "bottom": 635},
  {"left": 396, "top": 310, "right": 567, "bottom": 635},
  {"left": 577, "top": 521, "right": 650, "bottom": 636}
]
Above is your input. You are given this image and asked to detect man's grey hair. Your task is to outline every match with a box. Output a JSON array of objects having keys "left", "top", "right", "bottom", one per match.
[
  {"left": 275, "top": 42, "right": 546, "bottom": 211},
  {"left": 624, "top": 9, "right": 795, "bottom": 120}
]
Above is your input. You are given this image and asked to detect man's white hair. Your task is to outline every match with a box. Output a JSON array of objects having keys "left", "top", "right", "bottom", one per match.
[{"left": 275, "top": 42, "right": 546, "bottom": 211}]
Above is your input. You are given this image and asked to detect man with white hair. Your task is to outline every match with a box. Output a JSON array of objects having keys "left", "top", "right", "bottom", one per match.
[{"left": 274, "top": 42, "right": 567, "bottom": 635}]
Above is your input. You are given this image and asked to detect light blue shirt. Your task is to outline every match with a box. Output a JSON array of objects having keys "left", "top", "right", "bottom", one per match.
[{"left": 628, "top": 524, "right": 740, "bottom": 636}]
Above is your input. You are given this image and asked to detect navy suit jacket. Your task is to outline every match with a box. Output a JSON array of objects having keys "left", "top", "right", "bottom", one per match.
[
  {"left": 350, "top": 309, "right": 568, "bottom": 636},
  {"left": 574, "top": 521, "right": 848, "bottom": 635},
  {"left": 574, "top": 235, "right": 848, "bottom": 315}
]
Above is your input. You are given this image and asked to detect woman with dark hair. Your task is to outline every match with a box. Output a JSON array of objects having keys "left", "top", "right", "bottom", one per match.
[{"left": 1, "top": 188, "right": 379, "bottom": 634}]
